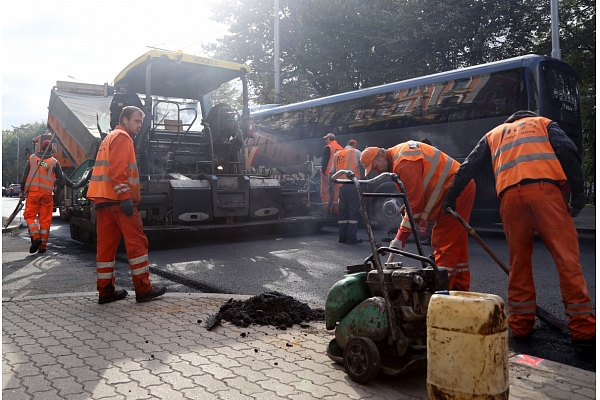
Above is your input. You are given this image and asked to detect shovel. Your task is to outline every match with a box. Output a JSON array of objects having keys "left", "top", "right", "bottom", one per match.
[{"left": 447, "top": 207, "right": 569, "bottom": 334}]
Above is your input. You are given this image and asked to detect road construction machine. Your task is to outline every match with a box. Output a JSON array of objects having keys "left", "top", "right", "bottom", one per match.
[{"left": 50, "top": 50, "right": 322, "bottom": 245}]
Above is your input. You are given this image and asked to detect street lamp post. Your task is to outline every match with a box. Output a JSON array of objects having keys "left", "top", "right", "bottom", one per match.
[
  {"left": 11, "top": 126, "right": 20, "bottom": 184},
  {"left": 274, "top": 0, "right": 280, "bottom": 103}
]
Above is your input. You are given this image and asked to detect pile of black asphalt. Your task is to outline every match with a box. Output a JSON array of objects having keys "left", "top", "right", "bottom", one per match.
[{"left": 205, "top": 291, "right": 325, "bottom": 331}]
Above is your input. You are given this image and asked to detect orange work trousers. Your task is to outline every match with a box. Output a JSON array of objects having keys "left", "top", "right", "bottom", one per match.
[
  {"left": 24, "top": 191, "right": 54, "bottom": 251},
  {"left": 321, "top": 172, "right": 340, "bottom": 213},
  {"left": 500, "top": 182, "right": 595, "bottom": 340},
  {"left": 431, "top": 179, "right": 476, "bottom": 291},
  {"left": 95, "top": 204, "right": 153, "bottom": 297}
]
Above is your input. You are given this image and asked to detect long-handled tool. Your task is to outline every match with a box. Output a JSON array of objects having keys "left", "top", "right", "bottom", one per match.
[
  {"left": 447, "top": 207, "right": 569, "bottom": 334},
  {"left": 3, "top": 132, "right": 57, "bottom": 229}
]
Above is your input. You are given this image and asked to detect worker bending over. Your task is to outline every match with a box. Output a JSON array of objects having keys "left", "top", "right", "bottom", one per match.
[
  {"left": 21, "top": 139, "right": 87, "bottom": 253},
  {"left": 360, "top": 141, "right": 476, "bottom": 291},
  {"left": 444, "top": 110, "right": 595, "bottom": 345}
]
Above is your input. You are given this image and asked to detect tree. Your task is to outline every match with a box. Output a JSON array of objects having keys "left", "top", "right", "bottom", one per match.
[
  {"left": 209, "top": 81, "right": 245, "bottom": 111},
  {"left": 203, "top": 0, "right": 552, "bottom": 104},
  {"left": 559, "top": 0, "right": 595, "bottom": 203},
  {"left": 205, "top": 0, "right": 594, "bottom": 200}
]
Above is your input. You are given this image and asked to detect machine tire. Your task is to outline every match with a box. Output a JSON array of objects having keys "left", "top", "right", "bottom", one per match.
[
  {"left": 343, "top": 337, "right": 380, "bottom": 383},
  {"left": 58, "top": 189, "right": 71, "bottom": 222},
  {"left": 370, "top": 182, "right": 402, "bottom": 231}
]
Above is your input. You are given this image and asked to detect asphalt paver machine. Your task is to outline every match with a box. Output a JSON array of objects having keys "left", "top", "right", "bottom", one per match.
[{"left": 325, "top": 171, "right": 449, "bottom": 383}]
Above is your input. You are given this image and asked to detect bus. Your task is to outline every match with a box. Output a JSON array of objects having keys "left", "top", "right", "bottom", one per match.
[{"left": 247, "top": 54, "right": 582, "bottom": 229}]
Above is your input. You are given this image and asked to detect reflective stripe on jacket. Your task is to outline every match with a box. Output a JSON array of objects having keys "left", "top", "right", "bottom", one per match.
[
  {"left": 324, "top": 140, "right": 343, "bottom": 175},
  {"left": 87, "top": 128, "right": 141, "bottom": 202},
  {"left": 26, "top": 154, "right": 57, "bottom": 194},
  {"left": 390, "top": 141, "right": 458, "bottom": 228},
  {"left": 333, "top": 148, "right": 362, "bottom": 178},
  {"left": 485, "top": 116, "right": 567, "bottom": 195}
]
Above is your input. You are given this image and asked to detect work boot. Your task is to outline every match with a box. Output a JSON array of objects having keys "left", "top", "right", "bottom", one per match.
[
  {"left": 346, "top": 239, "right": 363, "bottom": 244},
  {"left": 38, "top": 246, "right": 46, "bottom": 254},
  {"left": 136, "top": 284, "right": 167, "bottom": 303},
  {"left": 29, "top": 238, "right": 42, "bottom": 254},
  {"left": 98, "top": 289, "right": 128, "bottom": 304}
]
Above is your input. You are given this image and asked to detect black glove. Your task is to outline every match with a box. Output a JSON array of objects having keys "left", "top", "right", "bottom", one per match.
[
  {"left": 121, "top": 199, "right": 134, "bottom": 216},
  {"left": 73, "top": 168, "right": 93, "bottom": 189},
  {"left": 442, "top": 196, "right": 456, "bottom": 214},
  {"left": 570, "top": 192, "right": 586, "bottom": 217}
]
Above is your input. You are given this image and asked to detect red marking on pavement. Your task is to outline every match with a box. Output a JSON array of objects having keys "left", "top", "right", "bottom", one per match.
[{"left": 514, "top": 354, "right": 544, "bottom": 366}]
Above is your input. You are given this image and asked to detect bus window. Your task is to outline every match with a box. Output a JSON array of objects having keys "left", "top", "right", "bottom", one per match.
[
  {"left": 248, "top": 55, "right": 582, "bottom": 225},
  {"left": 542, "top": 65, "right": 579, "bottom": 113},
  {"left": 528, "top": 71, "right": 539, "bottom": 111}
]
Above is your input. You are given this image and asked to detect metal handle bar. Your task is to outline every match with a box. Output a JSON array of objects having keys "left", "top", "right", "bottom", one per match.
[
  {"left": 376, "top": 247, "right": 437, "bottom": 268},
  {"left": 331, "top": 170, "right": 397, "bottom": 186}
]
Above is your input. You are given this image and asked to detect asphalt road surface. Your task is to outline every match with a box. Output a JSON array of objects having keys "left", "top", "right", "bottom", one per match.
[{"left": 2, "top": 196, "right": 596, "bottom": 372}]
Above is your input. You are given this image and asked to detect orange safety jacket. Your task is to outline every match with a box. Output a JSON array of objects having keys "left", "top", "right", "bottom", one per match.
[
  {"left": 390, "top": 141, "right": 459, "bottom": 229},
  {"left": 26, "top": 154, "right": 57, "bottom": 194},
  {"left": 486, "top": 116, "right": 567, "bottom": 195},
  {"left": 333, "top": 147, "right": 362, "bottom": 178},
  {"left": 324, "top": 140, "right": 343, "bottom": 175},
  {"left": 87, "top": 127, "right": 141, "bottom": 203}
]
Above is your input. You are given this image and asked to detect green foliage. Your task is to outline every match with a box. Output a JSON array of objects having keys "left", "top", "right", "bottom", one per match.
[
  {"left": 204, "top": 0, "right": 595, "bottom": 196},
  {"left": 204, "top": 0, "right": 553, "bottom": 103},
  {"left": 553, "top": 0, "right": 595, "bottom": 201},
  {"left": 2, "top": 122, "right": 47, "bottom": 187},
  {"left": 209, "top": 81, "right": 244, "bottom": 111}
]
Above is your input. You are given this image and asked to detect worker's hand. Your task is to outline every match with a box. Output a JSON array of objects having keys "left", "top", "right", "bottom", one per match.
[
  {"left": 19, "top": 192, "right": 27, "bottom": 201},
  {"left": 390, "top": 229, "right": 411, "bottom": 249},
  {"left": 74, "top": 168, "right": 93, "bottom": 189},
  {"left": 120, "top": 199, "right": 134, "bottom": 216},
  {"left": 570, "top": 192, "right": 586, "bottom": 218},
  {"left": 417, "top": 218, "right": 429, "bottom": 237},
  {"left": 442, "top": 196, "right": 456, "bottom": 214},
  {"left": 389, "top": 238, "right": 403, "bottom": 250}
]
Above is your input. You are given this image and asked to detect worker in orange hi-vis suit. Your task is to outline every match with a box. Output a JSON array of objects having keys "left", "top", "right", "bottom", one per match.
[
  {"left": 444, "top": 110, "right": 595, "bottom": 346},
  {"left": 330, "top": 139, "right": 362, "bottom": 244},
  {"left": 87, "top": 106, "right": 166, "bottom": 305},
  {"left": 320, "top": 132, "right": 343, "bottom": 214},
  {"left": 360, "top": 141, "right": 476, "bottom": 291},
  {"left": 20, "top": 139, "right": 84, "bottom": 254}
]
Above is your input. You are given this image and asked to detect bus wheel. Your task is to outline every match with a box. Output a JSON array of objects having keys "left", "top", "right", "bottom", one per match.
[
  {"left": 59, "top": 190, "right": 71, "bottom": 222},
  {"left": 371, "top": 182, "right": 402, "bottom": 231}
]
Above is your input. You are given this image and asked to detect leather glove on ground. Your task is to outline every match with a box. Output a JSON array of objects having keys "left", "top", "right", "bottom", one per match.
[
  {"left": 570, "top": 192, "right": 586, "bottom": 218},
  {"left": 442, "top": 196, "right": 456, "bottom": 214},
  {"left": 121, "top": 199, "right": 134, "bottom": 216}
]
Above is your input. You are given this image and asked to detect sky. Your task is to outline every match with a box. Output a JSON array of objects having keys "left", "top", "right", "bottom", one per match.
[{"left": 1, "top": 0, "right": 231, "bottom": 130}]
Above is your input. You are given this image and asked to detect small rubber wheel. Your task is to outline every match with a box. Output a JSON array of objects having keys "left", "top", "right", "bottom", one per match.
[{"left": 343, "top": 337, "right": 381, "bottom": 383}]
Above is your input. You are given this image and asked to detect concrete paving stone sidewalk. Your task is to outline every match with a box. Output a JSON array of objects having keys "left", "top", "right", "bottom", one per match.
[{"left": 2, "top": 292, "right": 596, "bottom": 400}]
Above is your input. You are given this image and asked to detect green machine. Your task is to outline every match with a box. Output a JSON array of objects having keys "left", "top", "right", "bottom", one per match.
[{"left": 325, "top": 171, "right": 449, "bottom": 383}]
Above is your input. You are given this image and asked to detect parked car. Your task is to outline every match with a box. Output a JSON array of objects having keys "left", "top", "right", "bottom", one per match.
[
  {"left": 2, "top": 186, "right": 6, "bottom": 196},
  {"left": 6, "top": 184, "right": 21, "bottom": 197}
]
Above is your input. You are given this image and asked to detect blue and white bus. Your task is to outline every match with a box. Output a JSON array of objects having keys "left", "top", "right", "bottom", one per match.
[{"left": 247, "top": 54, "right": 582, "bottom": 228}]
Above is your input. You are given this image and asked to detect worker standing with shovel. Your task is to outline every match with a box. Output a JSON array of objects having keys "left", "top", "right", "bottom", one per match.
[
  {"left": 443, "top": 110, "right": 595, "bottom": 346},
  {"left": 20, "top": 138, "right": 89, "bottom": 254}
]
